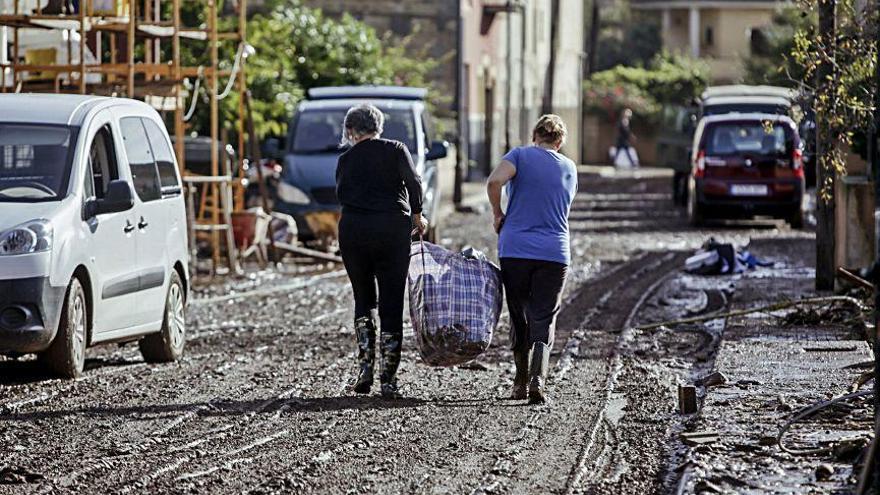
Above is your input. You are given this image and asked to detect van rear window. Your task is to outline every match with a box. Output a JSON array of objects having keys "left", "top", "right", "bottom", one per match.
[
  {"left": 291, "top": 109, "right": 417, "bottom": 154},
  {"left": 704, "top": 122, "right": 791, "bottom": 156}
]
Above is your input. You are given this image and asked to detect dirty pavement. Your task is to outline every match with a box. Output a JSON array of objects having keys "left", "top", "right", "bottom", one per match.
[{"left": 1, "top": 167, "right": 873, "bottom": 494}]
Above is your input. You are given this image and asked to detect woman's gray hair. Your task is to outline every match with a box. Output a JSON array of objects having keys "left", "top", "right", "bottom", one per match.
[{"left": 342, "top": 104, "right": 384, "bottom": 146}]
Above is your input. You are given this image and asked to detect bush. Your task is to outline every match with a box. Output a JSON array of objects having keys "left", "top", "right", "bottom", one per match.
[
  {"left": 584, "top": 53, "right": 709, "bottom": 124},
  {"left": 180, "top": 0, "right": 438, "bottom": 139}
]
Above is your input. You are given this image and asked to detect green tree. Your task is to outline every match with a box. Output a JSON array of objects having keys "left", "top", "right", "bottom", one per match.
[
  {"left": 178, "top": 0, "right": 438, "bottom": 139},
  {"left": 584, "top": 53, "right": 709, "bottom": 123},
  {"left": 596, "top": 20, "right": 662, "bottom": 72},
  {"left": 790, "top": 0, "right": 877, "bottom": 185},
  {"left": 742, "top": 7, "right": 815, "bottom": 87}
]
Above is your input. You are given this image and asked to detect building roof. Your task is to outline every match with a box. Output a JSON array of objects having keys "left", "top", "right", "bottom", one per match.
[
  {"left": 631, "top": 0, "right": 783, "bottom": 9},
  {"left": 0, "top": 94, "right": 111, "bottom": 126}
]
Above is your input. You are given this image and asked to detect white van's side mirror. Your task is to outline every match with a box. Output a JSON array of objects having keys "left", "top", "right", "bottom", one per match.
[{"left": 85, "top": 180, "right": 135, "bottom": 218}]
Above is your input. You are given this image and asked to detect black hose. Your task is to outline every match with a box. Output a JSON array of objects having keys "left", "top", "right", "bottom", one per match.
[{"left": 776, "top": 390, "right": 874, "bottom": 456}]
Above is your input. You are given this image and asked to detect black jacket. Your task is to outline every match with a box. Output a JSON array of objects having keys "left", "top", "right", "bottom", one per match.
[{"left": 336, "top": 138, "right": 423, "bottom": 216}]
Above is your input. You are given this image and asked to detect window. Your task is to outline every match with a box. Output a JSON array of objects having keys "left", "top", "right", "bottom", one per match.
[
  {"left": 0, "top": 124, "right": 73, "bottom": 201},
  {"left": 291, "top": 109, "right": 417, "bottom": 154},
  {"left": 705, "top": 26, "right": 714, "bottom": 47},
  {"left": 86, "top": 125, "right": 119, "bottom": 200},
  {"left": 120, "top": 117, "right": 161, "bottom": 202},
  {"left": 142, "top": 118, "right": 180, "bottom": 194},
  {"left": 705, "top": 122, "right": 791, "bottom": 156}
]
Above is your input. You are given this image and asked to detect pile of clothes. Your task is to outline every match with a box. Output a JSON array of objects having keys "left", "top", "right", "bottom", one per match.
[{"left": 685, "top": 238, "right": 773, "bottom": 275}]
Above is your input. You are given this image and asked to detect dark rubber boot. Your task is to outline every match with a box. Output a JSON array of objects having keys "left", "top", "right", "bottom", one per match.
[
  {"left": 511, "top": 349, "right": 529, "bottom": 400},
  {"left": 379, "top": 332, "right": 402, "bottom": 399},
  {"left": 528, "top": 342, "right": 550, "bottom": 405},
  {"left": 352, "top": 317, "right": 376, "bottom": 394}
]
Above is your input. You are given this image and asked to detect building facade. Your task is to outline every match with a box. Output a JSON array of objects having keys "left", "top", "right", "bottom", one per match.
[
  {"left": 631, "top": 0, "right": 785, "bottom": 82},
  {"left": 303, "top": 0, "right": 585, "bottom": 173}
]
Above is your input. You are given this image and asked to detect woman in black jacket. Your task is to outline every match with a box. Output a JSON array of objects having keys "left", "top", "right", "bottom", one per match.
[{"left": 336, "top": 104, "right": 427, "bottom": 399}]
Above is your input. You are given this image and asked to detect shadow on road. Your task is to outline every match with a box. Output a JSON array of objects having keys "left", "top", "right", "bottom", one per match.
[
  {"left": 0, "top": 394, "right": 507, "bottom": 421},
  {"left": 0, "top": 356, "right": 142, "bottom": 386}
]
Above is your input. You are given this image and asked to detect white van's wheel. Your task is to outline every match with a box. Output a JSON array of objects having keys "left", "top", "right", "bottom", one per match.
[
  {"left": 139, "top": 271, "right": 186, "bottom": 363},
  {"left": 43, "top": 278, "right": 87, "bottom": 379}
]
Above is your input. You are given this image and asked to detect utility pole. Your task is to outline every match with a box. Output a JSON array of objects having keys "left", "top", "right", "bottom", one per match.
[
  {"left": 505, "top": 0, "right": 513, "bottom": 151},
  {"left": 586, "top": 0, "right": 600, "bottom": 77},
  {"left": 542, "top": 0, "right": 560, "bottom": 115},
  {"left": 453, "top": 0, "right": 465, "bottom": 207},
  {"left": 815, "top": 0, "right": 837, "bottom": 291},
  {"left": 580, "top": 0, "right": 592, "bottom": 163}
]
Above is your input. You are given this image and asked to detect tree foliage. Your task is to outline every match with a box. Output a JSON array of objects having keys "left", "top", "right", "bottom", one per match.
[
  {"left": 742, "top": 7, "right": 814, "bottom": 87},
  {"left": 791, "top": 0, "right": 877, "bottom": 195},
  {"left": 584, "top": 53, "right": 709, "bottom": 123},
  {"left": 596, "top": 20, "right": 662, "bottom": 72},
  {"left": 175, "top": 0, "right": 438, "bottom": 139}
]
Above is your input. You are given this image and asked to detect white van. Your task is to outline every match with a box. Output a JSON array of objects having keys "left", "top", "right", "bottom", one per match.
[{"left": 0, "top": 94, "right": 189, "bottom": 378}]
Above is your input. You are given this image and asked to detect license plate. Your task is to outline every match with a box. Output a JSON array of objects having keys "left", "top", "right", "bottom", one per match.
[{"left": 730, "top": 184, "right": 769, "bottom": 196}]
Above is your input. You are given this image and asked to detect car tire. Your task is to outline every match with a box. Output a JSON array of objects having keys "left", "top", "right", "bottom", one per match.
[
  {"left": 787, "top": 208, "right": 805, "bottom": 229},
  {"left": 672, "top": 172, "right": 688, "bottom": 207},
  {"left": 687, "top": 181, "right": 704, "bottom": 227},
  {"left": 43, "top": 278, "right": 87, "bottom": 379},
  {"left": 139, "top": 270, "right": 186, "bottom": 363}
]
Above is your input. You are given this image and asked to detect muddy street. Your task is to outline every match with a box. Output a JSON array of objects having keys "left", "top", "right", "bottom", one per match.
[{"left": 0, "top": 168, "right": 812, "bottom": 494}]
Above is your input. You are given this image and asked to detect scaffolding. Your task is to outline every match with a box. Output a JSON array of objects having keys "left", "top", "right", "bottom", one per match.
[{"left": 0, "top": 0, "right": 249, "bottom": 275}]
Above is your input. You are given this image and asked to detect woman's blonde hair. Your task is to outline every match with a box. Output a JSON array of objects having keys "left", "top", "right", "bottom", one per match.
[{"left": 532, "top": 114, "right": 567, "bottom": 146}]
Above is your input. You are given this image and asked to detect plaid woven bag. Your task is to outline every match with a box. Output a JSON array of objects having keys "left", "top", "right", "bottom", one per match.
[{"left": 408, "top": 242, "right": 503, "bottom": 367}]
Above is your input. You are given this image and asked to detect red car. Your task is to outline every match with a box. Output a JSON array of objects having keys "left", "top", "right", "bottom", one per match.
[{"left": 688, "top": 114, "right": 806, "bottom": 228}]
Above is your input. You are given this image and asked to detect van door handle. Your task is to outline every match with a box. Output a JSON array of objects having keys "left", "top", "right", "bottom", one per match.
[
  {"left": 138, "top": 217, "right": 149, "bottom": 230},
  {"left": 124, "top": 221, "right": 135, "bottom": 234}
]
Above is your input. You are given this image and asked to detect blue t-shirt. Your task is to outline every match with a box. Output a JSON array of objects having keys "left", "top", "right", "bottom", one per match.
[{"left": 499, "top": 146, "right": 578, "bottom": 265}]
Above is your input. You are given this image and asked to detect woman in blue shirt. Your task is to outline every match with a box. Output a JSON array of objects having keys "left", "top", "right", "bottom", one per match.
[{"left": 486, "top": 115, "right": 578, "bottom": 404}]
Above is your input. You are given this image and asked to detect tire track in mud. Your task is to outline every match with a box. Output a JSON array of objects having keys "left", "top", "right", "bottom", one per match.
[
  {"left": 0, "top": 273, "right": 352, "bottom": 414},
  {"left": 3, "top": 276, "right": 353, "bottom": 494},
  {"left": 470, "top": 251, "right": 684, "bottom": 495},
  {"left": 30, "top": 342, "right": 353, "bottom": 494},
  {"left": 562, "top": 267, "right": 680, "bottom": 494}
]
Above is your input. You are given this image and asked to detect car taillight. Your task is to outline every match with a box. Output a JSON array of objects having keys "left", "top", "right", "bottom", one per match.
[
  {"left": 694, "top": 150, "right": 706, "bottom": 178},
  {"left": 792, "top": 149, "right": 804, "bottom": 178}
]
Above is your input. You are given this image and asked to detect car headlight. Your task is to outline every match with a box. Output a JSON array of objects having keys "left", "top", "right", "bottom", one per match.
[
  {"left": 0, "top": 219, "right": 53, "bottom": 256},
  {"left": 277, "top": 181, "right": 311, "bottom": 205}
]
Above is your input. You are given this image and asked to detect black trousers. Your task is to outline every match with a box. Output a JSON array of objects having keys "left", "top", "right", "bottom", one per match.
[
  {"left": 500, "top": 258, "right": 568, "bottom": 352},
  {"left": 338, "top": 212, "right": 412, "bottom": 339}
]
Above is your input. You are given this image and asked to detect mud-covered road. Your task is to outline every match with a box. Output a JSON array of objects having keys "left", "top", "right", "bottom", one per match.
[{"left": 0, "top": 168, "right": 811, "bottom": 494}]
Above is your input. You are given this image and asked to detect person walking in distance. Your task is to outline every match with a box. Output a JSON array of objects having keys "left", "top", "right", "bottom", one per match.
[
  {"left": 614, "top": 108, "right": 638, "bottom": 167},
  {"left": 486, "top": 115, "right": 578, "bottom": 404},
  {"left": 336, "top": 104, "right": 428, "bottom": 399}
]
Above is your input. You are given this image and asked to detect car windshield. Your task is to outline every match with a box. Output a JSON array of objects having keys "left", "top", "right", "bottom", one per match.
[
  {"left": 705, "top": 122, "right": 791, "bottom": 156},
  {"left": 291, "top": 108, "right": 417, "bottom": 154},
  {"left": 0, "top": 124, "right": 74, "bottom": 202}
]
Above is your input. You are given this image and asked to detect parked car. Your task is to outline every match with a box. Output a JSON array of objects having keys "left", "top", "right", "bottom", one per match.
[
  {"left": 0, "top": 94, "right": 190, "bottom": 378},
  {"left": 667, "top": 85, "right": 801, "bottom": 205},
  {"left": 687, "top": 113, "right": 806, "bottom": 228},
  {"left": 265, "top": 86, "right": 448, "bottom": 245}
]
